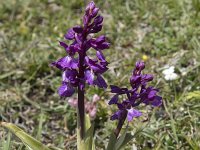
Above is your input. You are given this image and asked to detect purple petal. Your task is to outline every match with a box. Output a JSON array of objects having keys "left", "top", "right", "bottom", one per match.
[
  {"left": 151, "top": 96, "right": 162, "bottom": 107},
  {"left": 66, "top": 56, "right": 78, "bottom": 69},
  {"left": 148, "top": 90, "right": 157, "bottom": 100},
  {"left": 96, "top": 51, "right": 106, "bottom": 61},
  {"left": 130, "top": 75, "right": 141, "bottom": 84},
  {"left": 83, "top": 15, "right": 89, "bottom": 26},
  {"left": 68, "top": 43, "right": 80, "bottom": 55},
  {"left": 51, "top": 56, "right": 78, "bottom": 70},
  {"left": 75, "top": 34, "right": 82, "bottom": 44},
  {"left": 90, "top": 24, "right": 102, "bottom": 33},
  {"left": 86, "top": 1, "right": 95, "bottom": 12},
  {"left": 73, "top": 26, "right": 83, "bottom": 33},
  {"left": 110, "top": 110, "right": 123, "bottom": 120},
  {"left": 51, "top": 57, "right": 67, "bottom": 70},
  {"left": 95, "top": 74, "right": 107, "bottom": 88},
  {"left": 85, "top": 56, "right": 106, "bottom": 73},
  {"left": 90, "top": 40, "right": 110, "bottom": 50},
  {"left": 133, "top": 61, "right": 145, "bottom": 75},
  {"left": 62, "top": 43, "right": 77, "bottom": 55},
  {"left": 110, "top": 85, "right": 122, "bottom": 93},
  {"left": 117, "top": 103, "right": 124, "bottom": 109},
  {"left": 98, "top": 42, "right": 110, "bottom": 50},
  {"left": 59, "top": 41, "right": 68, "bottom": 50},
  {"left": 127, "top": 108, "right": 142, "bottom": 122},
  {"left": 90, "top": 36, "right": 107, "bottom": 50},
  {"left": 89, "top": 39, "right": 98, "bottom": 48},
  {"left": 100, "top": 61, "right": 109, "bottom": 67},
  {"left": 142, "top": 74, "right": 153, "bottom": 82},
  {"left": 94, "top": 15, "right": 103, "bottom": 25},
  {"left": 62, "top": 69, "right": 78, "bottom": 85},
  {"left": 85, "top": 70, "right": 95, "bottom": 85},
  {"left": 85, "top": 57, "right": 100, "bottom": 69},
  {"left": 129, "top": 94, "right": 138, "bottom": 106},
  {"left": 90, "top": 38, "right": 110, "bottom": 50},
  {"left": 135, "top": 61, "right": 145, "bottom": 70},
  {"left": 108, "top": 94, "right": 119, "bottom": 105},
  {"left": 91, "top": 8, "right": 99, "bottom": 17},
  {"left": 58, "top": 83, "right": 75, "bottom": 97},
  {"left": 96, "top": 35, "right": 106, "bottom": 43},
  {"left": 65, "top": 28, "right": 75, "bottom": 40},
  {"left": 110, "top": 113, "right": 118, "bottom": 120}
]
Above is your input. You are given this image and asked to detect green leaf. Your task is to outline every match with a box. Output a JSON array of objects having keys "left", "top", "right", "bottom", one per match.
[
  {"left": 0, "top": 122, "right": 50, "bottom": 150},
  {"left": 2, "top": 131, "right": 12, "bottom": 150},
  {"left": 115, "top": 126, "right": 134, "bottom": 150},
  {"left": 77, "top": 114, "right": 95, "bottom": 150},
  {"left": 84, "top": 123, "right": 94, "bottom": 149},
  {"left": 116, "top": 133, "right": 134, "bottom": 150},
  {"left": 85, "top": 114, "right": 91, "bottom": 131},
  {"left": 106, "top": 132, "right": 117, "bottom": 150},
  {"left": 36, "top": 112, "right": 45, "bottom": 140},
  {"left": 115, "top": 128, "right": 127, "bottom": 150}
]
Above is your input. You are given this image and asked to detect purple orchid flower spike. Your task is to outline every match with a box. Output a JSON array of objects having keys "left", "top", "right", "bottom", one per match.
[
  {"left": 51, "top": 1, "right": 109, "bottom": 97},
  {"left": 51, "top": 1, "right": 109, "bottom": 138},
  {"left": 109, "top": 61, "right": 162, "bottom": 138}
]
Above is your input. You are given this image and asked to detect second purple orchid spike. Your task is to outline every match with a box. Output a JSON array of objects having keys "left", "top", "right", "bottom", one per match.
[{"left": 109, "top": 61, "right": 162, "bottom": 137}]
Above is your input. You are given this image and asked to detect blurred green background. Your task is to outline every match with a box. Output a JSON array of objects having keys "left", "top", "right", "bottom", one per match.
[{"left": 0, "top": 0, "right": 200, "bottom": 149}]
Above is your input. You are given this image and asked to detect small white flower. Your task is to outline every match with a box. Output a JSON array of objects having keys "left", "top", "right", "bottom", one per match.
[{"left": 162, "top": 66, "right": 179, "bottom": 81}]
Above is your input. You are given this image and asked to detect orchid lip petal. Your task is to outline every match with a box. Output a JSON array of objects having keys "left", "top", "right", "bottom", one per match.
[
  {"left": 85, "top": 70, "right": 95, "bottom": 85},
  {"left": 127, "top": 108, "right": 142, "bottom": 122},
  {"left": 51, "top": 56, "right": 78, "bottom": 70},
  {"left": 62, "top": 69, "right": 78, "bottom": 85},
  {"left": 58, "top": 83, "right": 75, "bottom": 97}
]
